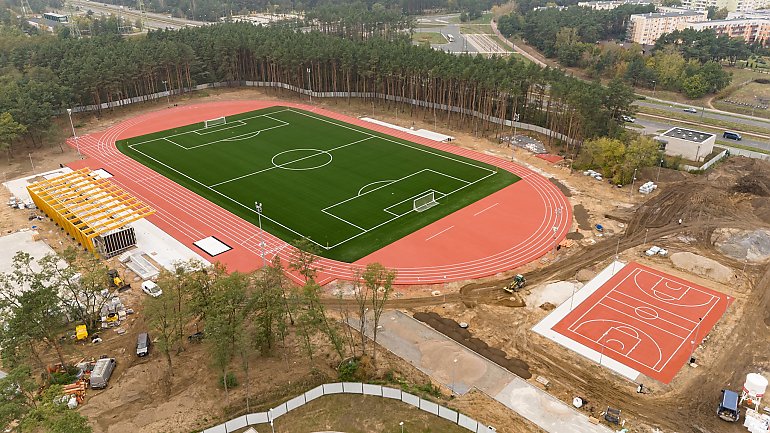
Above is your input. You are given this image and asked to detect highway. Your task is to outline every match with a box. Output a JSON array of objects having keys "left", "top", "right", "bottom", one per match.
[{"left": 68, "top": 0, "right": 210, "bottom": 30}]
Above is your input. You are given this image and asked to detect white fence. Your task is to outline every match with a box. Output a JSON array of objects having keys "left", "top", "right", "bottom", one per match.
[
  {"left": 200, "top": 382, "right": 495, "bottom": 433},
  {"left": 71, "top": 80, "right": 578, "bottom": 147},
  {"left": 682, "top": 148, "right": 729, "bottom": 171}
]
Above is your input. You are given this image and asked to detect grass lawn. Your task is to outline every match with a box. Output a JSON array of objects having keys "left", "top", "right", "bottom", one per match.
[
  {"left": 117, "top": 107, "right": 518, "bottom": 262},
  {"left": 413, "top": 32, "right": 448, "bottom": 45},
  {"left": 459, "top": 23, "right": 493, "bottom": 34},
  {"left": 636, "top": 106, "right": 770, "bottom": 136},
  {"left": 253, "top": 394, "right": 471, "bottom": 433}
]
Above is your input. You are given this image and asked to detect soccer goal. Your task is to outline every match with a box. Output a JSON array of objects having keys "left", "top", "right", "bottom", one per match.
[
  {"left": 204, "top": 116, "right": 226, "bottom": 128},
  {"left": 414, "top": 191, "right": 439, "bottom": 212}
]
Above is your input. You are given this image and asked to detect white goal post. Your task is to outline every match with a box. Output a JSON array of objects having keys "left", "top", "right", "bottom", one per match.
[
  {"left": 204, "top": 116, "right": 226, "bottom": 128},
  {"left": 414, "top": 191, "right": 438, "bottom": 212}
]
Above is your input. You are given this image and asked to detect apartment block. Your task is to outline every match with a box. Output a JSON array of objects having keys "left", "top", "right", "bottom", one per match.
[
  {"left": 679, "top": 14, "right": 770, "bottom": 45},
  {"left": 626, "top": 9, "right": 708, "bottom": 45}
]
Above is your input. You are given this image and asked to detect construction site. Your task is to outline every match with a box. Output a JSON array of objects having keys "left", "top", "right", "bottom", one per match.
[{"left": 1, "top": 88, "right": 770, "bottom": 433}]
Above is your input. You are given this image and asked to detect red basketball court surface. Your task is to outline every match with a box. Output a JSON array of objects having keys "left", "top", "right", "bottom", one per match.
[
  {"left": 552, "top": 262, "right": 732, "bottom": 383},
  {"left": 66, "top": 101, "right": 571, "bottom": 285}
]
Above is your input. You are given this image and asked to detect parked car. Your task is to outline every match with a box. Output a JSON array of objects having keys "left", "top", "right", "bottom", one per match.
[
  {"left": 141, "top": 281, "right": 162, "bottom": 297},
  {"left": 90, "top": 358, "right": 116, "bottom": 389},
  {"left": 621, "top": 115, "right": 636, "bottom": 123},
  {"left": 723, "top": 131, "right": 742, "bottom": 141},
  {"left": 683, "top": 107, "right": 698, "bottom": 113}
]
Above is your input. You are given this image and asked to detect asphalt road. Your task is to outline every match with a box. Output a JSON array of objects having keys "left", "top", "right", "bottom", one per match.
[
  {"left": 415, "top": 13, "right": 478, "bottom": 54},
  {"left": 633, "top": 115, "right": 770, "bottom": 153},
  {"left": 635, "top": 99, "right": 770, "bottom": 131},
  {"left": 69, "top": 0, "right": 209, "bottom": 30}
]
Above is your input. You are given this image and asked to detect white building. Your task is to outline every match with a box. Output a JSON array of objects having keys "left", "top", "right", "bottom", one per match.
[
  {"left": 627, "top": 9, "right": 708, "bottom": 45},
  {"left": 577, "top": 0, "right": 653, "bottom": 10},
  {"left": 681, "top": 15, "right": 770, "bottom": 45},
  {"left": 679, "top": 0, "right": 770, "bottom": 13},
  {"left": 656, "top": 127, "right": 715, "bottom": 162}
]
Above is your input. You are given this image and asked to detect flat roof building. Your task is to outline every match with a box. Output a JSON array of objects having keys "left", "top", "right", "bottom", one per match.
[
  {"left": 681, "top": 17, "right": 770, "bottom": 46},
  {"left": 656, "top": 127, "right": 715, "bottom": 162},
  {"left": 627, "top": 9, "right": 708, "bottom": 45}
]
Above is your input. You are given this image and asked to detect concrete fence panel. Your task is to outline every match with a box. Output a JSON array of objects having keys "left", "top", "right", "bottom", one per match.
[
  {"left": 438, "top": 406, "right": 459, "bottom": 423},
  {"left": 363, "top": 384, "right": 383, "bottom": 396},
  {"left": 201, "top": 382, "right": 481, "bottom": 433},
  {"left": 343, "top": 382, "right": 364, "bottom": 394},
  {"left": 286, "top": 394, "right": 306, "bottom": 412},
  {"left": 382, "top": 386, "right": 402, "bottom": 400},
  {"left": 323, "top": 382, "right": 344, "bottom": 394},
  {"left": 458, "top": 413, "right": 479, "bottom": 431},
  {"left": 419, "top": 399, "right": 440, "bottom": 416},
  {"left": 269, "top": 402, "right": 288, "bottom": 419},
  {"left": 245, "top": 412, "right": 269, "bottom": 424},
  {"left": 224, "top": 415, "right": 248, "bottom": 431},
  {"left": 401, "top": 392, "right": 420, "bottom": 407},
  {"left": 305, "top": 385, "right": 324, "bottom": 402}
]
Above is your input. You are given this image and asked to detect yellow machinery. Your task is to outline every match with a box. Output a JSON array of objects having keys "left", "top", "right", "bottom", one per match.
[
  {"left": 27, "top": 168, "right": 154, "bottom": 257},
  {"left": 75, "top": 324, "right": 88, "bottom": 341}
]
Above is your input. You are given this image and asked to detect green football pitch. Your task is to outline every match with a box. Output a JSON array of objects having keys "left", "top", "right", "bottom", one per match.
[{"left": 117, "top": 107, "right": 519, "bottom": 262}]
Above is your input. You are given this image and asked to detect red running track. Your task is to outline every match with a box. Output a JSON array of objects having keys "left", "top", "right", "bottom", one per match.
[
  {"left": 552, "top": 262, "right": 732, "bottom": 383},
  {"left": 67, "top": 101, "right": 572, "bottom": 285}
]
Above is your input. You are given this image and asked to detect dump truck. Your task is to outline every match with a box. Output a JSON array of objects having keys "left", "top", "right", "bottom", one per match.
[
  {"left": 107, "top": 269, "right": 130, "bottom": 291},
  {"left": 503, "top": 274, "right": 526, "bottom": 294}
]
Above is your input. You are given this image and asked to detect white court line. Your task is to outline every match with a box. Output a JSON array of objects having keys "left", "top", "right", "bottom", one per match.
[
  {"left": 127, "top": 108, "right": 291, "bottom": 147},
  {"left": 209, "top": 136, "right": 373, "bottom": 187},
  {"left": 473, "top": 202, "right": 499, "bottom": 216},
  {"left": 604, "top": 294, "right": 697, "bottom": 333},
  {"left": 426, "top": 226, "right": 454, "bottom": 241},
  {"left": 193, "top": 119, "right": 247, "bottom": 135},
  {"left": 571, "top": 319, "right": 664, "bottom": 371},
  {"left": 657, "top": 297, "right": 721, "bottom": 371}
]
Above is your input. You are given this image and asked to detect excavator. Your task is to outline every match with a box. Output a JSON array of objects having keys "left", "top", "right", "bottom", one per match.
[
  {"left": 107, "top": 269, "right": 130, "bottom": 291},
  {"left": 502, "top": 274, "right": 526, "bottom": 294}
]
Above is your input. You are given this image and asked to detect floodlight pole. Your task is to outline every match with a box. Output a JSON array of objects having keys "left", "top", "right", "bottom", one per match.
[
  {"left": 511, "top": 113, "right": 520, "bottom": 161},
  {"left": 451, "top": 358, "right": 458, "bottom": 395},
  {"left": 307, "top": 67, "right": 312, "bottom": 103},
  {"left": 657, "top": 158, "right": 663, "bottom": 182},
  {"left": 67, "top": 108, "right": 80, "bottom": 157},
  {"left": 255, "top": 202, "right": 266, "bottom": 268},
  {"left": 689, "top": 317, "right": 703, "bottom": 361},
  {"left": 28, "top": 153, "right": 34, "bottom": 171},
  {"left": 162, "top": 80, "right": 170, "bottom": 105}
]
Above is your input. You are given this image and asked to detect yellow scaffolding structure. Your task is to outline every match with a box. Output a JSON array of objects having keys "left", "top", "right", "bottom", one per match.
[{"left": 27, "top": 168, "right": 155, "bottom": 255}]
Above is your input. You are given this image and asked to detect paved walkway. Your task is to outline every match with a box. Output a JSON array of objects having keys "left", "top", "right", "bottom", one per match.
[{"left": 355, "top": 310, "right": 612, "bottom": 433}]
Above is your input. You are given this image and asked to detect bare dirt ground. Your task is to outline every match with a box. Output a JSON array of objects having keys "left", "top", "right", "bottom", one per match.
[{"left": 5, "top": 89, "right": 770, "bottom": 433}]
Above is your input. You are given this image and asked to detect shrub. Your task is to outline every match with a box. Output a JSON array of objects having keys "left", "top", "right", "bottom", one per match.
[{"left": 219, "top": 372, "right": 238, "bottom": 389}]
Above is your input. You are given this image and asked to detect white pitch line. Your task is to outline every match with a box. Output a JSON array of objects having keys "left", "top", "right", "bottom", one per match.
[
  {"left": 473, "top": 202, "right": 499, "bottom": 216},
  {"left": 426, "top": 225, "right": 454, "bottom": 241}
]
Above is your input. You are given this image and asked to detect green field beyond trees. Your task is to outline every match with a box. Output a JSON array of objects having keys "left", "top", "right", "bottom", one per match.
[{"left": 117, "top": 107, "right": 518, "bottom": 262}]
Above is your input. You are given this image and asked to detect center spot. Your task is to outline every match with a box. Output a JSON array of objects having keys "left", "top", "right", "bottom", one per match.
[{"left": 271, "top": 148, "right": 333, "bottom": 171}]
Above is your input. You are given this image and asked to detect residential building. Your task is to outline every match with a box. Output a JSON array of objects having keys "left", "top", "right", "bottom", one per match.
[
  {"left": 679, "top": 0, "right": 770, "bottom": 13},
  {"left": 577, "top": 0, "right": 653, "bottom": 10},
  {"left": 680, "top": 16, "right": 770, "bottom": 45},
  {"left": 626, "top": 9, "right": 708, "bottom": 45},
  {"left": 656, "top": 128, "right": 715, "bottom": 162}
]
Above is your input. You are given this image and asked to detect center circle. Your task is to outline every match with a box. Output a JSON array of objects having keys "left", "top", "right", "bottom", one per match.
[{"left": 271, "top": 148, "right": 332, "bottom": 171}]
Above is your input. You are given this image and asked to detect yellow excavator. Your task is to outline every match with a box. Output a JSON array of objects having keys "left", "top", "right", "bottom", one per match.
[
  {"left": 107, "top": 269, "right": 130, "bottom": 291},
  {"left": 502, "top": 274, "right": 526, "bottom": 294}
]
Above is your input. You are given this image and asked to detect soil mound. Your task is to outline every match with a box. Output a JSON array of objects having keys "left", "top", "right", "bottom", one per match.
[
  {"left": 669, "top": 252, "right": 735, "bottom": 283},
  {"left": 734, "top": 175, "right": 770, "bottom": 197},
  {"left": 713, "top": 228, "right": 770, "bottom": 262},
  {"left": 413, "top": 312, "right": 531, "bottom": 379}
]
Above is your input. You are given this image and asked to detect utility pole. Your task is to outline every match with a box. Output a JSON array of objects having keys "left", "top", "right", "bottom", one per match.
[
  {"left": 67, "top": 108, "right": 80, "bottom": 157},
  {"left": 162, "top": 80, "right": 170, "bottom": 104},
  {"left": 255, "top": 202, "right": 266, "bottom": 268},
  {"left": 656, "top": 158, "right": 663, "bottom": 182}
]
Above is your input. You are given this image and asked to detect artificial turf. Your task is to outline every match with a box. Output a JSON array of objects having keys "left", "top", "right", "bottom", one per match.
[{"left": 116, "top": 106, "right": 519, "bottom": 262}]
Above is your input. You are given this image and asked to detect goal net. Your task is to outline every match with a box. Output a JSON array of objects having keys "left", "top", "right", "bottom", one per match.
[
  {"left": 204, "top": 116, "right": 226, "bottom": 128},
  {"left": 413, "top": 191, "right": 438, "bottom": 212}
]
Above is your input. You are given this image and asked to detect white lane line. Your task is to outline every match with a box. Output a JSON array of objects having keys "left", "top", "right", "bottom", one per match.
[
  {"left": 426, "top": 225, "right": 454, "bottom": 241},
  {"left": 473, "top": 202, "right": 499, "bottom": 217}
]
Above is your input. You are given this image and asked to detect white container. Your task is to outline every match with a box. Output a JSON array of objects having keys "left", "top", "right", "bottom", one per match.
[{"left": 744, "top": 373, "right": 769, "bottom": 398}]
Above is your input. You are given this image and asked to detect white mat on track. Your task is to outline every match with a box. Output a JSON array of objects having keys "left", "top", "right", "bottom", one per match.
[{"left": 193, "top": 236, "right": 232, "bottom": 257}]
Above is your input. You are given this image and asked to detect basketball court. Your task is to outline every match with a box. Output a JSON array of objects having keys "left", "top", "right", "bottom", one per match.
[{"left": 534, "top": 262, "right": 732, "bottom": 384}]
